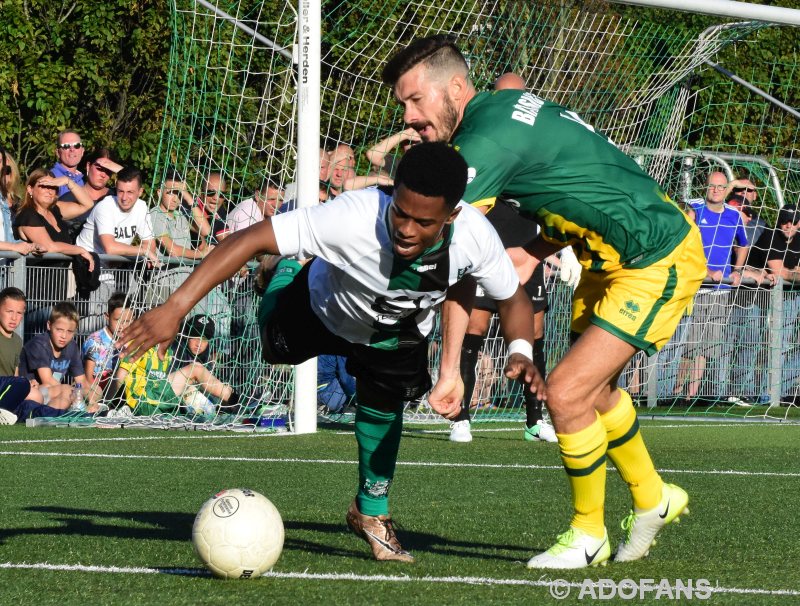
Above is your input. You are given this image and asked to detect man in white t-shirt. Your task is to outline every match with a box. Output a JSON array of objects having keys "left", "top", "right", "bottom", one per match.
[
  {"left": 76, "top": 166, "right": 159, "bottom": 265},
  {"left": 226, "top": 179, "right": 283, "bottom": 234},
  {"left": 120, "top": 142, "right": 542, "bottom": 564}
]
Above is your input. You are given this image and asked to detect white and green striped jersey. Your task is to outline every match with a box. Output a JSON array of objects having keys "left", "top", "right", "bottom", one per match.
[{"left": 271, "top": 188, "right": 518, "bottom": 350}]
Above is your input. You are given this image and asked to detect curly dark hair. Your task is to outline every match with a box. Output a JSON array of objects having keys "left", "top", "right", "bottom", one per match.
[
  {"left": 382, "top": 34, "right": 468, "bottom": 86},
  {"left": 394, "top": 142, "right": 467, "bottom": 209}
]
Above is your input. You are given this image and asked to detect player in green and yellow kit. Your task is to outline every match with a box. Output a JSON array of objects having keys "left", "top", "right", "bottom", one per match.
[{"left": 383, "top": 35, "right": 706, "bottom": 569}]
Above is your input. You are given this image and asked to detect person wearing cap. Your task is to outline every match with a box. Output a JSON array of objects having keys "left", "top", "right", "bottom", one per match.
[
  {"left": 745, "top": 205, "right": 800, "bottom": 398},
  {"left": 170, "top": 314, "right": 215, "bottom": 373},
  {"left": 115, "top": 312, "right": 238, "bottom": 417}
]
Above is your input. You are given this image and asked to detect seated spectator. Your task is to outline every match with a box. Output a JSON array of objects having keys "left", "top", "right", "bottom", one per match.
[
  {"left": 0, "top": 287, "right": 47, "bottom": 424},
  {"left": 187, "top": 172, "right": 229, "bottom": 248},
  {"left": 226, "top": 179, "right": 283, "bottom": 233},
  {"left": 115, "top": 338, "right": 240, "bottom": 417},
  {"left": 169, "top": 314, "right": 216, "bottom": 373},
  {"left": 18, "top": 302, "right": 100, "bottom": 413},
  {"left": 0, "top": 149, "right": 38, "bottom": 257},
  {"left": 317, "top": 354, "right": 356, "bottom": 413},
  {"left": 150, "top": 173, "right": 210, "bottom": 261},
  {"left": 13, "top": 170, "right": 95, "bottom": 267},
  {"left": 83, "top": 292, "right": 134, "bottom": 401},
  {"left": 75, "top": 166, "right": 159, "bottom": 266},
  {"left": 59, "top": 147, "right": 123, "bottom": 241},
  {"left": 50, "top": 129, "right": 85, "bottom": 196}
]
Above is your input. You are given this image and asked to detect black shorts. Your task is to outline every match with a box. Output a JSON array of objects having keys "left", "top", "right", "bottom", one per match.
[
  {"left": 474, "top": 200, "right": 548, "bottom": 313},
  {"left": 260, "top": 261, "right": 432, "bottom": 401}
]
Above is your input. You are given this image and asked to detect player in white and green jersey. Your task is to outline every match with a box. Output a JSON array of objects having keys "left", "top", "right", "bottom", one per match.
[
  {"left": 384, "top": 35, "right": 707, "bottom": 569},
  {"left": 120, "top": 142, "right": 542, "bottom": 563}
]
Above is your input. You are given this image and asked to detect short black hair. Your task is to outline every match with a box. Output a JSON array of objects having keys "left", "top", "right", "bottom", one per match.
[
  {"left": 117, "top": 166, "right": 143, "bottom": 187},
  {"left": 382, "top": 34, "right": 467, "bottom": 86},
  {"left": 107, "top": 292, "right": 129, "bottom": 315},
  {"left": 0, "top": 287, "right": 26, "bottom": 306},
  {"left": 394, "top": 142, "right": 467, "bottom": 209}
]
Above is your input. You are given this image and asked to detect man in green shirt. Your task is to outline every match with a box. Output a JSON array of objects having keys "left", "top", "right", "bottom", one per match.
[{"left": 383, "top": 35, "right": 706, "bottom": 569}]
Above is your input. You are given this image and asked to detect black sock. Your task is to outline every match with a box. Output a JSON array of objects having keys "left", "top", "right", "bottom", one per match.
[
  {"left": 220, "top": 389, "right": 241, "bottom": 413},
  {"left": 526, "top": 338, "right": 546, "bottom": 428},
  {"left": 457, "top": 333, "right": 485, "bottom": 423}
]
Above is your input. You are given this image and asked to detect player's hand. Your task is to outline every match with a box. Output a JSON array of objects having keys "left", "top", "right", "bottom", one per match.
[
  {"left": 559, "top": 246, "right": 582, "bottom": 289},
  {"left": 427, "top": 373, "right": 464, "bottom": 420},
  {"left": 117, "top": 304, "right": 182, "bottom": 363},
  {"left": 504, "top": 354, "right": 546, "bottom": 400}
]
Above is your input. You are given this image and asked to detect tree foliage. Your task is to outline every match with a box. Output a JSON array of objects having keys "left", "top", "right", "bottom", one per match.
[{"left": 0, "top": 0, "right": 171, "bottom": 175}]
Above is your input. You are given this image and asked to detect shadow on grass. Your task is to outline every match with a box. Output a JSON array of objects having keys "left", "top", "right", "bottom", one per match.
[{"left": 3, "top": 507, "right": 535, "bottom": 562}]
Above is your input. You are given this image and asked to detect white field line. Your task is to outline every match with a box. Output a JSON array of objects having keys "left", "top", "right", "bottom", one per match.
[
  {"left": 0, "top": 562, "right": 798, "bottom": 596},
  {"left": 0, "top": 420, "right": 794, "bottom": 446},
  {"left": 1, "top": 450, "right": 799, "bottom": 478}
]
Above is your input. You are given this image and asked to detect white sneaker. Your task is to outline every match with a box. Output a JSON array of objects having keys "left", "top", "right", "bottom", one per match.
[
  {"left": 106, "top": 406, "right": 134, "bottom": 419},
  {"left": 449, "top": 420, "right": 472, "bottom": 443},
  {"left": 527, "top": 527, "right": 610, "bottom": 569},
  {"left": 614, "top": 483, "right": 689, "bottom": 562},
  {"left": 0, "top": 408, "right": 18, "bottom": 425},
  {"left": 524, "top": 420, "right": 558, "bottom": 443}
]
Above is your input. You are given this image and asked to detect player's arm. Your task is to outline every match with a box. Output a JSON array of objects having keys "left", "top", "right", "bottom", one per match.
[
  {"left": 120, "top": 220, "right": 281, "bottom": 359},
  {"left": 427, "top": 277, "right": 475, "bottom": 419}
]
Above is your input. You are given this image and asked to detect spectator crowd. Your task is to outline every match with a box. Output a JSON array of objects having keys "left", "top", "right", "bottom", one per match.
[{"left": 2, "top": 129, "right": 800, "bottom": 425}]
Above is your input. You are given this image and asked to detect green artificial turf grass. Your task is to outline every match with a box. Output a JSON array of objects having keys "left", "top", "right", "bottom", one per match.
[{"left": 1, "top": 421, "right": 799, "bottom": 605}]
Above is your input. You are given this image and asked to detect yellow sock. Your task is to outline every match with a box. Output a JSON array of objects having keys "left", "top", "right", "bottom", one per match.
[
  {"left": 557, "top": 412, "right": 607, "bottom": 538},
  {"left": 601, "top": 389, "right": 663, "bottom": 511}
]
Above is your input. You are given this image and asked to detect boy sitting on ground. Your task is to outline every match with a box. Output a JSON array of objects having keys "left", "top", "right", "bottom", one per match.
[
  {"left": 115, "top": 328, "right": 240, "bottom": 417},
  {"left": 19, "top": 301, "right": 102, "bottom": 413},
  {"left": 83, "top": 292, "right": 135, "bottom": 405}
]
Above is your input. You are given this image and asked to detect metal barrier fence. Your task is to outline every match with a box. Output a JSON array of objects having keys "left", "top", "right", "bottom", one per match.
[{"left": 5, "top": 253, "right": 798, "bottom": 425}]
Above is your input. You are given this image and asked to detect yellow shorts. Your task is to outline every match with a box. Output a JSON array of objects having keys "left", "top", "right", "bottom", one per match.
[{"left": 571, "top": 226, "right": 706, "bottom": 356}]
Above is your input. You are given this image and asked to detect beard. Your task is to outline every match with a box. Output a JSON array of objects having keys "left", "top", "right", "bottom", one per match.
[{"left": 438, "top": 95, "right": 459, "bottom": 142}]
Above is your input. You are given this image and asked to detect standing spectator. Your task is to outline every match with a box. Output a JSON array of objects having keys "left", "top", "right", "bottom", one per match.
[
  {"left": 75, "top": 166, "right": 159, "bottom": 265},
  {"left": 747, "top": 206, "right": 800, "bottom": 397},
  {"left": 728, "top": 193, "right": 767, "bottom": 249},
  {"left": 0, "top": 149, "right": 37, "bottom": 256},
  {"left": 59, "top": 147, "right": 124, "bottom": 241},
  {"left": 14, "top": 170, "right": 96, "bottom": 331},
  {"left": 51, "top": 129, "right": 85, "bottom": 196},
  {"left": 325, "top": 143, "right": 356, "bottom": 198},
  {"left": 188, "top": 172, "right": 229, "bottom": 248},
  {"left": 674, "top": 172, "right": 749, "bottom": 400},
  {"left": 725, "top": 174, "right": 759, "bottom": 209},
  {"left": 282, "top": 148, "right": 330, "bottom": 204},
  {"left": 150, "top": 173, "right": 209, "bottom": 261},
  {"left": 226, "top": 179, "right": 283, "bottom": 233},
  {"left": 13, "top": 170, "right": 95, "bottom": 264}
]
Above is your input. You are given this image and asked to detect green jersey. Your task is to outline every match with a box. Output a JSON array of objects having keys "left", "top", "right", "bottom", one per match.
[{"left": 452, "top": 90, "right": 690, "bottom": 271}]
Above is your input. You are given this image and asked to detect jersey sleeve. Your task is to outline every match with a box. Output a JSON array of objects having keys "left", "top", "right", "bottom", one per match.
[
  {"left": 67, "top": 342, "right": 84, "bottom": 378},
  {"left": 461, "top": 205, "right": 520, "bottom": 301},
  {"left": 454, "top": 134, "right": 525, "bottom": 210},
  {"left": 270, "top": 192, "right": 376, "bottom": 262}
]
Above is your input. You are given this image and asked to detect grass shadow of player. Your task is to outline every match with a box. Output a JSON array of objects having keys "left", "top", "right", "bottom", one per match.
[
  {"left": 0, "top": 506, "right": 195, "bottom": 544},
  {"left": 284, "top": 519, "right": 530, "bottom": 562}
]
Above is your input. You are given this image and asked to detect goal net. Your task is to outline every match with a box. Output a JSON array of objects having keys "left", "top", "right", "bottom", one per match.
[{"left": 42, "top": 0, "right": 799, "bottom": 430}]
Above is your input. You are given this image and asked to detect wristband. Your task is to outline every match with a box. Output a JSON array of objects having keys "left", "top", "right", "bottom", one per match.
[{"left": 507, "top": 339, "right": 533, "bottom": 361}]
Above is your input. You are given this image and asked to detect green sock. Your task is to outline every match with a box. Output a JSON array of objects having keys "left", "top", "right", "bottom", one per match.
[
  {"left": 354, "top": 404, "right": 403, "bottom": 516},
  {"left": 258, "top": 257, "right": 302, "bottom": 326}
]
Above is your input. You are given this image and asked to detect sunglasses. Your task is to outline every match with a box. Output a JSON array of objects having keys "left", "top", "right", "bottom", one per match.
[
  {"left": 733, "top": 187, "right": 756, "bottom": 193},
  {"left": 57, "top": 142, "right": 83, "bottom": 150},
  {"left": 204, "top": 189, "right": 226, "bottom": 197},
  {"left": 35, "top": 183, "right": 58, "bottom": 191}
]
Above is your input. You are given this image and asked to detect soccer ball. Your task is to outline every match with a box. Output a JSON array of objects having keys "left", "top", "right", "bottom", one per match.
[{"left": 192, "top": 488, "right": 284, "bottom": 579}]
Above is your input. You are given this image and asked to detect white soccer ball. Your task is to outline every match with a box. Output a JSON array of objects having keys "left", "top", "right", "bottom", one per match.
[{"left": 192, "top": 488, "right": 284, "bottom": 579}]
